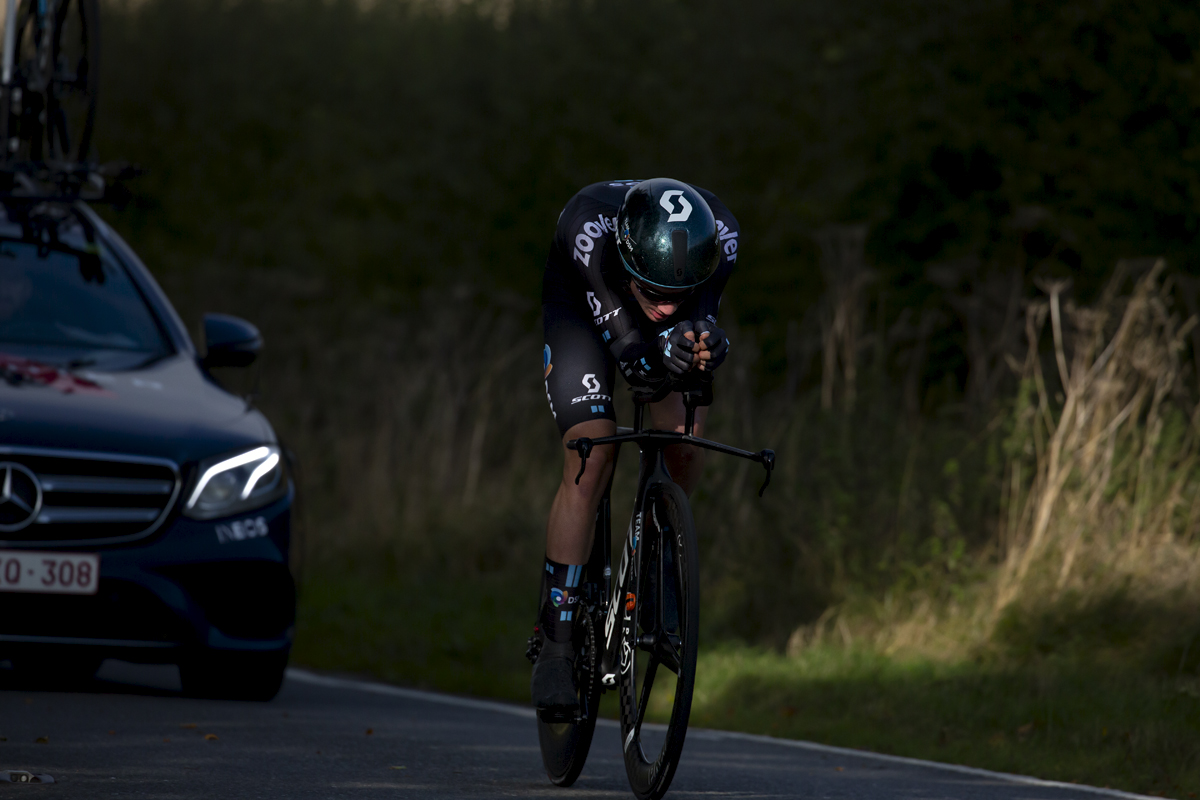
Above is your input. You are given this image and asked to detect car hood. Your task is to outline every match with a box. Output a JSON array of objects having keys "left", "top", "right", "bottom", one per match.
[{"left": 0, "top": 353, "right": 274, "bottom": 464}]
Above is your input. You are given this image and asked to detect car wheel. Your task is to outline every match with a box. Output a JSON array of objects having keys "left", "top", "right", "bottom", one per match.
[{"left": 179, "top": 650, "right": 288, "bottom": 701}]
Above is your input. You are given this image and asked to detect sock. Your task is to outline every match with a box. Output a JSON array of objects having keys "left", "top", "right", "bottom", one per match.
[{"left": 539, "top": 557, "right": 583, "bottom": 643}]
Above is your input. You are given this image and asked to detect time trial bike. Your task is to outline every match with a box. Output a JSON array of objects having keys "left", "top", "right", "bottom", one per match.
[{"left": 527, "top": 374, "right": 774, "bottom": 800}]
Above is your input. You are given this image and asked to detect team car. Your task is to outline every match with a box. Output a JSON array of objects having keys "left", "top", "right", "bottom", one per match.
[{"left": 0, "top": 199, "right": 294, "bottom": 700}]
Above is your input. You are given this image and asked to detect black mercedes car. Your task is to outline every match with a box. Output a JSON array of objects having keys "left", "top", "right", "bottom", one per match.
[{"left": 0, "top": 200, "right": 294, "bottom": 700}]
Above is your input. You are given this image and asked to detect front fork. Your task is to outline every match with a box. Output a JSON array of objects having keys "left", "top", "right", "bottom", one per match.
[{"left": 598, "top": 448, "right": 666, "bottom": 686}]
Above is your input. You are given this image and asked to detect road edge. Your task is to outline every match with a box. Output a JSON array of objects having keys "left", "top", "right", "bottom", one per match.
[{"left": 285, "top": 668, "right": 1155, "bottom": 800}]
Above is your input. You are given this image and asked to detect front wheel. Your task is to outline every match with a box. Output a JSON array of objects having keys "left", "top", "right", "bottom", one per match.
[
  {"left": 536, "top": 604, "right": 602, "bottom": 786},
  {"left": 618, "top": 481, "right": 699, "bottom": 800}
]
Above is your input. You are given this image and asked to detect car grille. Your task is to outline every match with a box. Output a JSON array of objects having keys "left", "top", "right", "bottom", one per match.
[{"left": 0, "top": 446, "right": 181, "bottom": 546}]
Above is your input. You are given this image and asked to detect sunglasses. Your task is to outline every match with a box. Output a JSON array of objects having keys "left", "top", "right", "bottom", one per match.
[{"left": 632, "top": 280, "right": 692, "bottom": 304}]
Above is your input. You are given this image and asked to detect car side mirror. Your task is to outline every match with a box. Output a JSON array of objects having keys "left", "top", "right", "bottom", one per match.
[{"left": 202, "top": 313, "right": 262, "bottom": 369}]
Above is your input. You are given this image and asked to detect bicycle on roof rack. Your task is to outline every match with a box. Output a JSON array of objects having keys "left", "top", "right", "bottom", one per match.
[
  {"left": 0, "top": 0, "right": 136, "bottom": 204},
  {"left": 2, "top": 0, "right": 97, "bottom": 165},
  {"left": 526, "top": 372, "right": 774, "bottom": 800}
]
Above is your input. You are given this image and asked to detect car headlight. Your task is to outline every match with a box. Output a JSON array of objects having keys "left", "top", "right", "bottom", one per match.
[{"left": 183, "top": 445, "right": 289, "bottom": 520}]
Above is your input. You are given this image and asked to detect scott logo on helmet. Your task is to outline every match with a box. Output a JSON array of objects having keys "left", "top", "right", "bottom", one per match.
[{"left": 659, "top": 190, "right": 692, "bottom": 222}]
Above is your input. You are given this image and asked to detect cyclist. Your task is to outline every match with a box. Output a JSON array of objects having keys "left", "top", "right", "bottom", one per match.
[{"left": 533, "top": 178, "right": 737, "bottom": 714}]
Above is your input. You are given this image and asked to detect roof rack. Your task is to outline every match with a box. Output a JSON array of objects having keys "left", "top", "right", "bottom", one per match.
[{"left": 0, "top": 160, "right": 143, "bottom": 204}]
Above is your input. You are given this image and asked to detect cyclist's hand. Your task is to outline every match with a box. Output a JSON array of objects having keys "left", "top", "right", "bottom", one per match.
[
  {"left": 693, "top": 321, "right": 729, "bottom": 372},
  {"left": 659, "top": 321, "right": 698, "bottom": 375}
]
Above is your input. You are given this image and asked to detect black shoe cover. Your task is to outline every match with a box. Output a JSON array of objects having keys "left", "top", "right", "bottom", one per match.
[{"left": 531, "top": 639, "right": 578, "bottom": 717}]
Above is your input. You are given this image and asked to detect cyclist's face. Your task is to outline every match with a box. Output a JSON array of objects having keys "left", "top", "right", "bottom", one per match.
[{"left": 630, "top": 280, "right": 687, "bottom": 322}]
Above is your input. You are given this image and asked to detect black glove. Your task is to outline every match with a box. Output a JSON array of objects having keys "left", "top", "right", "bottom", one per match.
[
  {"left": 693, "top": 320, "right": 729, "bottom": 372},
  {"left": 619, "top": 341, "right": 670, "bottom": 387},
  {"left": 658, "top": 321, "right": 697, "bottom": 375}
]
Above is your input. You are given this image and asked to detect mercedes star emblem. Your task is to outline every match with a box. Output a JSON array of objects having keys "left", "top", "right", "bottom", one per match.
[{"left": 0, "top": 462, "right": 42, "bottom": 533}]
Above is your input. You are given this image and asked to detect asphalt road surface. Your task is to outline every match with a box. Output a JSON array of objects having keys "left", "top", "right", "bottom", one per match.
[{"left": 0, "top": 661, "right": 1150, "bottom": 800}]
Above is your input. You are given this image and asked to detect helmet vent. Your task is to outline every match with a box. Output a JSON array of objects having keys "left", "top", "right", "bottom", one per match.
[{"left": 671, "top": 230, "right": 688, "bottom": 280}]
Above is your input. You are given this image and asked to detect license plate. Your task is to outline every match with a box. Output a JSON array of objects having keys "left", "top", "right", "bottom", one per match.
[{"left": 0, "top": 550, "right": 100, "bottom": 595}]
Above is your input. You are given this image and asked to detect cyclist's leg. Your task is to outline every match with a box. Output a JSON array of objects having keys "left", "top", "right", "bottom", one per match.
[
  {"left": 534, "top": 301, "right": 617, "bottom": 712},
  {"left": 542, "top": 301, "right": 619, "bottom": 564},
  {"left": 548, "top": 418, "right": 615, "bottom": 563},
  {"left": 648, "top": 393, "right": 708, "bottom": 495}
]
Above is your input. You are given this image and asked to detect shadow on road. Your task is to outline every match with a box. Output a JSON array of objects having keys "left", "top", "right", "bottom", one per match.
[{"left": 0, "top": 658, "right": 183, "bottom": 696}]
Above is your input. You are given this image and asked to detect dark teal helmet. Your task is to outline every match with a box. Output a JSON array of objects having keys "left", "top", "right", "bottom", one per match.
[{"left": 615, "top": 178, "right": 720, "bottom": 290}]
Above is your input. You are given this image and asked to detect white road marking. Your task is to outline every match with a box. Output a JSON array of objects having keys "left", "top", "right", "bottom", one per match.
[
  {"left": 285, "top": 668, "right": 1155, "bottom": 800},
  {"left": 287, "top": 668, "right": 538, "bottom": 720}
]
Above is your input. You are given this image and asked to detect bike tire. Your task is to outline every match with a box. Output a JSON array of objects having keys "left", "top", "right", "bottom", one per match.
[
  {"left": 536, "top": 603, "right": 602, "bottom": 786},
  {"left": 618, "top": 480, "right": 699, "bottom": 800},
  {"left": 47, "top": 0, "right": 98, "bottom": 162},
  {"left": 13, "top": 0, "right": 98, "bottom": 163}
]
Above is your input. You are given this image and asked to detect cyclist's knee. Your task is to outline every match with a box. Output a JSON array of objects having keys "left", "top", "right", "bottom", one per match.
[{"left": 666, "top": 442, "right": 704, "bottom": 472}]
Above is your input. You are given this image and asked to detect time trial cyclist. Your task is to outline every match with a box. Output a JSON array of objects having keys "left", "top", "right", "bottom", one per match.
[{"left": 533, "top": 177, "right": 738, "bottom": 713}]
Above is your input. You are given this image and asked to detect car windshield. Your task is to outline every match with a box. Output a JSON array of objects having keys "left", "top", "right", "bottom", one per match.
[{"left": 0, "top": 238, "right": 171, "bottom": 370}]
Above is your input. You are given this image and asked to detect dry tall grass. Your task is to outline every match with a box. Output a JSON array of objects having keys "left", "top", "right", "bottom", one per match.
[
  {"left": 996, "top": 260, "right": 1200, "bottom": 620},
  {"left": 786, "top": 260, "right": 1200, "bottom": 661}
]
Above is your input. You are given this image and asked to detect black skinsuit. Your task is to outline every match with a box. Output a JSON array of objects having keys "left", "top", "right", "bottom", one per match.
[{"left": 541, "top": 180, "right": 739, "bottom": 436}]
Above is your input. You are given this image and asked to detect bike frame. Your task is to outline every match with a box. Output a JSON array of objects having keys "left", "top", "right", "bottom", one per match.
[{"left": 567, "top": 383, "right": 774, "bottom": 691}]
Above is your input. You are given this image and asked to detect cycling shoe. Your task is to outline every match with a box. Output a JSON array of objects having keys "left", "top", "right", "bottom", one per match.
[{"left": 531, "top": 639, "right": 578, "bottom": 717}]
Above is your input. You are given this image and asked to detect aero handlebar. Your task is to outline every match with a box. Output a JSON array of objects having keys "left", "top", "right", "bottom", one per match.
[{"left": 566, "top": 374, "right": 775, "bottom": 497}]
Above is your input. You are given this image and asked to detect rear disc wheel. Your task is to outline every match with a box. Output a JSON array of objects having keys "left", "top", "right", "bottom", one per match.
[{"left": 536, "top": 605, "right": 601, "bottom": 786}]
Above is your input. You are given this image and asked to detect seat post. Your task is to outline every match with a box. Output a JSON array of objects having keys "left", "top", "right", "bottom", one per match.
[{"left": 633, "top": 399, "right": 645, "bottom": 432}]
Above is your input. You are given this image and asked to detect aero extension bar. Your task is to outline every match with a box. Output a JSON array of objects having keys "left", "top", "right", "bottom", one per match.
[{"left": 566, "top": 377, "right": 775, "bottom": 497}]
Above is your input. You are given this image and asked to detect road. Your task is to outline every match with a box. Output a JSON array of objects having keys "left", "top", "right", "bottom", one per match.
[{"left": 0, "top": 661, "right": 1149, "bottom": 799}]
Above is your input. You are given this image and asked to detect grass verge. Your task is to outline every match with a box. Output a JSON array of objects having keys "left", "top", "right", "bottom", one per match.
[
  {"left": 690, "top": 646, "right": 1200, "bottom": 797},
  {"left": 292, "top": 567, "right": 534, "bottom": 703}
]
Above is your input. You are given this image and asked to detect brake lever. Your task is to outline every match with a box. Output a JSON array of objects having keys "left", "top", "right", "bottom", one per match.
[
  {"left": 570, "top": 437, "right": 594, "bottom": 485},
  {"left": 757, "top": 449, "right": 775, "bottom": 497}
]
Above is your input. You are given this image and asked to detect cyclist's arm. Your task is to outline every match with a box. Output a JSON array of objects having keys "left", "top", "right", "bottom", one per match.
[
  {"left": 693, "top": 258, "right": 733, "bottom": 328},
  {"left": 692, "top": 196, "right": 739, "bottom": 329},
  {"left": 556, "top": 199, "right": 669, "bottom": 388},
  {"left": 691, "top": 196, "right": 738, "bottom": 372}
]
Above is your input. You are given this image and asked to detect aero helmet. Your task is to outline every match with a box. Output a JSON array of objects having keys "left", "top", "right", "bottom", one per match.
[{"left": 615, "top": 178, "right": 720, "bottom": 290}]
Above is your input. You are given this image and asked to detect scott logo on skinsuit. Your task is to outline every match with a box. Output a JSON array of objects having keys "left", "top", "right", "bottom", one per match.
[{"left": 582, "top": 374, "right": 601, "bottom": 393}]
